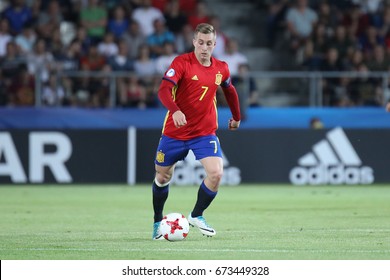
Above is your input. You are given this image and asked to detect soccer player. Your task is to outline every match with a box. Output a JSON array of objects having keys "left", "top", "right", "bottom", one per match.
[{"left": 152, "top": 23, "right": 241, "bottom": 240}]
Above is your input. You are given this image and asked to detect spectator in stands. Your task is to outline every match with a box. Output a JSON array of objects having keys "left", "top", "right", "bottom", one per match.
[
  {"left": 286, "top": 0, "right": 318, "bottom": 52},
  {"left": 163, "top": 0, "right": 188, "bottom": 35},
  {"left": 366, "top": 44, "right": 390, "bottom": 71},
  {"left": 147, "top": 18, "right": 175, "bottom": 58},
  {"left": 134, "top": 44, "right": 157, "bottom": 107},
  {"left": 27, "top": 38, "right": 55, "bottom": 82},
  {"left": 1, "top": 0, "right": 32, "bottom": 35},
  {"left": 347, "top": 63, "right": 382, "bottom": 106},
  {"left": 232, "top": 63, "right": 260, "bottom": 120},
  {"left": 134, "top": 44, "right": 157, "bottom": 79},
  {"left": 300, "top": 39, "right": 322, "bottom": 70},
  {"left": 47, "top": 27, "right": 64, "bottom": 60},
  {"left": 219, "top": 38, "right": 248, "bottom": 77},
  {"left": 107, "top": 5, "right": 129, "bottom": 39},
  {"left": 29, "top": 1, "right": 42, "bottom": 23},
  {"left": 54, "top": 38, "right": 82, "bottom": 104},
  {"left": 46, "top": 0, "right": 75, "bottom": 22},
  {"left": 80, "top": 0, "right": 107, "bottom": 43},
  {"left": 265, "top": 0, "right": 289, "bottom": 48},
  {"left": 74, "top": 26, "right": 92, "bottom": 55},
  {"left": 309, "top": 117, "right": 324, "bottom": 129},
  {"left": 316, "top": 0, "right": 339, "bottom": 36},
  {"left": 365, "top": 44, "right": 390, "bottom": 96},
  {"left": 0, "top": 41, "right": 27, "bottom": 84},
  {"left": 311, "top": 23, "right": 329, "bottom": 60},
  {"left": 107, "top": 39, "right": 134, "bottom": 71},
  {"left": 346, "top": 48, "right": 364, "bottom": 71},
  {"left": 78, "top": 44, "right": 110, "bottom": 107},
  {"left": 353, "top": 0, "right": 383, "bottom": 15},
  {"left": 175, "top": 0, "right": 197, "bottom": 15},
  {"left": 80, "top": 43, "right": 106, "bottom": 71},
  {"left": 123, "top": 20, "right": 146, "bottom": 60},
  {"left": 15, "top": 23, "right": 36, "bottom": 55},
  {"left": 155, "top": 41, "right": 177, "bottom": 74},
  {"left": 320, "top": 47, "right": 343, "bottom": 72},
  {"left": 209, "top": 15, "right": 228, "bottom": 58},
  {"left": 358, "top": 25, "right": 384, "bottom": 59},
  {"left": 175, "top": 23, "right": 194, "bottom": 54},
  {"left": 56, "top": 39, "right": 81, "bottom": 71},
  {"left": 7, "top": 63, "right": 35, "bottom": 106},
  {"left": 151, "top": 0, "right": 169, "bottom": 12},
  {"left": 132, "top": 0, "right": 164, "bottom": 37},
  {"left": 327, "top": 25, "right": 356, "bottom": 67},
  {"left": 151, "top": 0, "right": 197, "bottom": 15},
  {"left": 42, "top": 72, "right": 66, "bottom": 106},
  {"left": 66, "top": 0, "right": 82, "bottom": 22},
  {"left": 342, "top": 3, "right": 370, "bottom": 40},
  {"left": 108, "top": 39, "right": 136, "bottom": 107},
  {"left": 118, "top": 75, "right": 147, "bottom": 108},
  {"left": 0, "top": 18, "right": 12, "bottom": 57},
  {"left": 97, "top": 32, "right": 119, "bottom": 58},
  {"left": 319, "top": 47, "right": 344, "bottom": 106},
  {"left": 36, "top": 0, "right": 63, "bottom": 42},
  {"left": 188, "top": 1, "right": 210, "bottom": 30}
]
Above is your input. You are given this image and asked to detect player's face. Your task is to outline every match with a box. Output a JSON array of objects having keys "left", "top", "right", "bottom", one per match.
[{"left": 193, "top": 32, "right": 216, "bottom": 62}]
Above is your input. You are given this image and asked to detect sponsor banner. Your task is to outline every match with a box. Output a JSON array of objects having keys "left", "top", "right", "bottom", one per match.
[
  {"left": 289, "top": 127, "right": 374, "bottom": 185},
  {"left": 218, "top": 128, "right": 390, "bottom": 185},
  {"left": 137, "top": 128, "right": 390, "bottom": 185},
  {"left": 136, "top": 128, "right": 390, "bottom": 185},
  {"left": 0, "top": 130, "right": 128, "bottom": 184},
  {"left": 2, "top": 128, "right": 390, "bottom": 185}
]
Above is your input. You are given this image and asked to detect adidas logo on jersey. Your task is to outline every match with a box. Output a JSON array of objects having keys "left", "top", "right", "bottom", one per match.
[
  {"left": 191, "top": 75, "right": 199, "bottom": 80},
  {"left": 289, "top": 127, "right": 374, "bottom": 185}
]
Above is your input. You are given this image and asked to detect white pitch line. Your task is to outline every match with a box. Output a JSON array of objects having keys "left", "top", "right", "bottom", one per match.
[
  {"left": 1, "top": 229, "right": 390, "bottom": 236},
  {"left": 2, "top": 248, "right": 390, "bottom": 254}
]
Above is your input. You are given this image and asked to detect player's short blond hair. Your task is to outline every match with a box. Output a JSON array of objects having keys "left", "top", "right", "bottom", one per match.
[{"left": 194, "top": 23, "right": 216, "bottom": 37}]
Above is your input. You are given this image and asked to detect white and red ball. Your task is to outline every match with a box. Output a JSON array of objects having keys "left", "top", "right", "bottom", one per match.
[{"left": 160, "top": 213, "right": 189, "bottom": 241}]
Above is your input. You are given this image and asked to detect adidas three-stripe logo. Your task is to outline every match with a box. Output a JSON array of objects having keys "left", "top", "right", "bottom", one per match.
[
  {"left": 290, "top": 127, "right": 374, "bottom": 185},
  {"left": 299, "top": 127, "right": 361, "bottom": 167}
]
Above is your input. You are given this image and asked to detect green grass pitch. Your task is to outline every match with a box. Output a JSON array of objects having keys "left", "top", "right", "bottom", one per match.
[{"left": 0, "top": 185, "right": 389, "bottom": 260}]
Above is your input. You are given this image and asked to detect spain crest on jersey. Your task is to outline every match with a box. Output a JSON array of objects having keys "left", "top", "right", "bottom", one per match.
[
  {"left": 215, "top": 73, "right": 222, "bottom": 85},
  {"left": 156, "top": 151, "right": 165, "bottom": 163}
]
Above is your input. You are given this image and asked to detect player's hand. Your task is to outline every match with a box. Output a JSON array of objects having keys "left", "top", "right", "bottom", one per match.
[
  {"left": 228, "top": 118, "right": 240, "bottom": 131},
  {"left": 386, "top": 102, "right": 390, "bottom": 112},
  {"left": 172, "top": 110, "right": 187, "bottom": 128}
]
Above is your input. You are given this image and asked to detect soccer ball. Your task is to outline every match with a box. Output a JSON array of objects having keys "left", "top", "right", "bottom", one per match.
[{"left": 160, "top": 213, "right": 189, "bottom": 241}]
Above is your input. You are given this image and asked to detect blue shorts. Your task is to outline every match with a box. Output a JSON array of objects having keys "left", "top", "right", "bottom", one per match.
[{"left": 154, "top": 135, "right": 222, "bottom": 166}]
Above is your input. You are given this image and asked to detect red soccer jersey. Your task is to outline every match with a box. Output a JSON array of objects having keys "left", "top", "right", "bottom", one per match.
[{"left": 161, "top": 52, "right": 231, "bottom": 140}]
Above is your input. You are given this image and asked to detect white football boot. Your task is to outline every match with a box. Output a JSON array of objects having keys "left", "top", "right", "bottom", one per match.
[{"left": 188, "top": 213, "right": 216, "bottom": 237}]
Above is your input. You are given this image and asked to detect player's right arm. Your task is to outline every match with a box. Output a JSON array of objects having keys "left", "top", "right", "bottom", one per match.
[{"left": 158, "top": 79, "right": 187, "bottom": 128}]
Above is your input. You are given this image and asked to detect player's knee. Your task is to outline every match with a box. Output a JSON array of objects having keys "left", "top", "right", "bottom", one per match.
[
  {"left": 208, "top": 168, "right": 223, "bottom": 185},
  {"left": 155, "top": 173, "right": 172, "bottom": 185}
]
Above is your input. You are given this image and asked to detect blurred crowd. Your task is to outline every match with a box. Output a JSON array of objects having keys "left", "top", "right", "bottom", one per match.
[
  {"left": 267, "top": 0, "right": 390, "bottom": 106},
  {"left": 0, "top": 0, "right": 252, "bottom": 108},
  {"left": 3, "top": 0, "right": 389, "bottom": 109}
]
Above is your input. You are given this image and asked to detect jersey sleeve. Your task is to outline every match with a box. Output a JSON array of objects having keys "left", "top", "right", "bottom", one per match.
[
  {"left": 220, "top": 62, "right": 232, "bottom": 88},
  {"left": 158, "top": 79, "right": 181, "bottom": 113},
  {"left": 162, "top": 55, "right": 186, "bottom": 86},
  {"left": 220, "top": 61, "right": 241, "bottom": 121}
]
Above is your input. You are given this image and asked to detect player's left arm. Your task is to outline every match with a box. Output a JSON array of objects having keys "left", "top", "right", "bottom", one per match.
[{"left": 221, "top": 78, "right": 241, "bottom": 130}]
